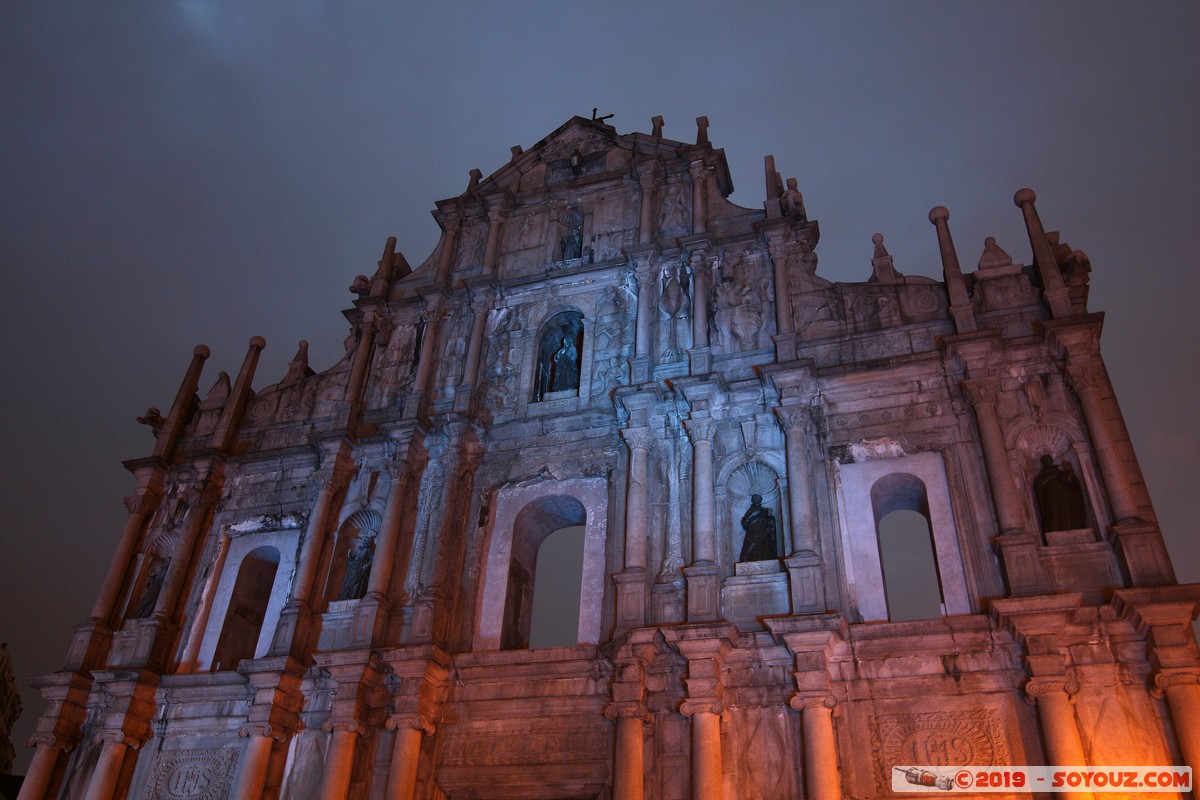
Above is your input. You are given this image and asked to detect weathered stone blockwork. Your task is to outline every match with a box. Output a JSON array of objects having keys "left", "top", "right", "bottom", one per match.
[{"left": 20, "top": 116, "right": 1200, "bottom": 800}]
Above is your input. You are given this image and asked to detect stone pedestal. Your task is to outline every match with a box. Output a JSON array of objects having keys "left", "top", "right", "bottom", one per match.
[
  {"left": 1109, "top": 521, "right": 1175, "bottom": 586},
  {"left": 614, "top": 569, "right": 648, "bottom": 633},
  {"left": 684, "top": 563, "right": 721, "bottom": 622},
  {"left": 784, "top": 552, "right": 824, "bottom": 614}
]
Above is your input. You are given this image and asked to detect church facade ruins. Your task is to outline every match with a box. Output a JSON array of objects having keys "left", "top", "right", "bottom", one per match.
[{"left": 19, "top": 116, "right": 1200, "bottom": 799}]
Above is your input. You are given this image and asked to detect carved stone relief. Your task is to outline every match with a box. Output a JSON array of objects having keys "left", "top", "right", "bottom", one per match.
[
  {"left": 872, "top": 709, "right": 1011, "bottom": 792},
  {"left": 149, "top": 747, "right": 238, "bottom": 800}
]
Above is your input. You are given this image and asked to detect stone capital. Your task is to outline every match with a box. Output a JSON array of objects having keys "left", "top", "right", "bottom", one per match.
[
  {"left": 961, "top": 377, "right": 999, "bottom": 409},
  {"left": 385, "top": 713, "right": 436, "bottom": 736},
  {"left": 1152, "top": 668, "right": 1200, "bottom": 697},
  {"left": 688, "top": 160, "right": 708, "bottom": 180},
  {"left": 788, "top": 693, "right": 838, "bottom": 714},
  {"left": 123, "top": 487, "right": 163, "bottom": 517},
  {"left": 620, "top": 426, "right": 654, "bottom": 453},
  {"left": 28, "top": 732, "right": 78, "bottom": 752},
  {"left": 322, "top": 719, "right": 369, "bottom": 738},
  {"left": 678, "top": 699, "right": 724, "bottom": 718},
  {"left": 95, "top": 728, "right": 148, "bottom": 750},
  {"left": 773, "top": 404, "right": 811, "bottom": 434},
  {"left": 238, "top": 723, "right": 291, "bottom": 743},
  {"left": 637, "top": 160, "right": 663, "bottom": 189},
  {"left": 1024, "top": 677, "right": 1080, "bottom": 704},
  {"left": 603, "top": 702, "right": 652, "bottom": 724},
  {"left": 1065, "top": 361, "right": 1105, "bottom": 393},
  {"left": 682, "top": 416, "right": 716, "bottom": 445}
]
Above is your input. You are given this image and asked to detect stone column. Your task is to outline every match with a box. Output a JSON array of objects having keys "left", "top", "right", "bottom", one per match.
[
  {"left": 774, "top": 405, "right": 826, "bottom": 614},
  {"left": 344, "top": 314, "right": 379, "bottom": 423},
  {"left": 16, "top": 736, "right": 69, "bottom": 800},
  {"left": 615, "top": 427, "right": 652, "bottom": 630},
  {"left": 606, "top": 707, "right": 650, "bottom": 800},
  {"left": 178, "top": 531, "right": 232, "bottom": 671},
  {"left": 270, "top": 449, "right": 353, "bottom": 656},
  {"left": 1065, "top": 362, "right": 1140, "bottom": 524},
  {"left": 791, "top": 696, "right": 841, "bottom": 800},
  {"left": 689, "top": 161, "right": 708, "bottom": 236},
  {"left": 367, "top": 460, "right": 409, "bottom": 601},
  {"left": 680, "top": 702, "right": 723, "bottom": 800},
  {"left": 384, "top": 715, "right": 435, "bottom": 800},
  {"left": 1026, "top": 679, "right": 1092, "bottom": 800},
  {"left": 233, "top": 725, "right": 283, "bottom": 800},
  {"left": 691, "top": 260, "right": 709, "bottom": 350},
  {"left": 406, "top": 298, "right": 443, "bottom": 417},
  {"left": 1155, "top": 672, "right": 1200, "bottom": 781},
  {"left": 460, "top": 289, "right": 494, "bottom": 398},
  {"left": 153, "top": 474, "right": 221, "bottom": 623},
  {"left": 80, "top": 734, "right": 133, "bottom": 800},
  {"left": 482, "top": 205, "right": 504, "bottom": 276},
  {"left": 318, "top": 722, "right": 363, "bottom": 800},
  {"left": 684, "top": 417, "right": 716, "bottom": 565},
  {"left": 89, "top": 481, "right": 162, "bottom": 627},
  {"left": 962, "top": 378, "right": 1026, "bottom": 534}
]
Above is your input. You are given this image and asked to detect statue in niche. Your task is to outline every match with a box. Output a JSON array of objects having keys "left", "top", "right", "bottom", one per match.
[
  {"left": 550, "top": 337, "right": 580, "bottom": 392},
  {"left": 738, "top": 494, "right": 778, "bottom": 562},
  {"left": 1033, "top": 455, "right": 1087, "bottom": 532},
  {"left": 336, "top": 536, "right": 376, "bottom": 601},
  {"left": 559, "top": 225, "right": 583, "bottom": 261},
  {"left": 132, "top": 558, "right": 168, "bottom": 618}
]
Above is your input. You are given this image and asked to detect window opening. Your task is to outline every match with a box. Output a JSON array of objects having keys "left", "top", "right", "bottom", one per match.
[
  {"left": 871, "top": 473, "right": 944, "bottom": 621},
  {"left": 528, "top": 525, "right": 586, "bottom": 649},
  {"left": 212, "top": 546, "right": 280, "bottom": 671}
]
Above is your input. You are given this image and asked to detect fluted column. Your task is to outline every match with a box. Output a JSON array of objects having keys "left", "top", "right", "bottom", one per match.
[
  {"left": 684, "top": 417, "right": 716, "bottom": 564},
  {"left": 1026, "top": 679, "right": 1091, "bottom": 800},
  {"left": 384, "top": 715, "right": 435, "bottom": 800},
  {"left": 318, "top": 722, "right": 363, "bottom": 800},
  {"left": 1066, "top": 362, "right": 1139, "bottom": 523},
  {"left": 17, "top": 736, "right": 69, "bottom": 800},
  {"left": 962, "top": 378, "right": 1025, "bottom": 534},
  {"left": 459, "top": 287, "right": 493, "bottom": 397},
  {"left": 153, "top": 474, "right": 221, "bottom": 623},
  {"left": 689, "top": 161, "right": 707, "bottom": 236},
  {"left": 80, "top": 734, "right": 133, "bottom": 800},
  {"left": 233, "top": 725, "right": 284, "bottom": 800},
  {"left": 680, "top": 701, "right": 723, "bottom": 800},
  {"left": 1156, "top": 671, "right": 1200, "bottom": 781},
  {"left": 775, "top": 406, "right": 816, "bottom": 554},
  {"left": 270, "top": 450, "right": 354, "bottom": 656},
  {"left": 791, "top": 696, "right": 841, "bottom": 800},
  {"left": 621, "top": 427, "right": 652, "bottom": 571}
]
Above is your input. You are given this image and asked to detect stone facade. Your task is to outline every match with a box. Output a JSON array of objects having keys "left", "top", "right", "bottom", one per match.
[{"left": 19, "top": 116, "right": 1200, "bottom": 800}]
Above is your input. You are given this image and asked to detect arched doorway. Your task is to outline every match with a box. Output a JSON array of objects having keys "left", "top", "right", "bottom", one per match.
[
  {"left": 212, "top": 545, "right": 280, "bottom": 670},
  {"left": 501, "top": 496, "right": 586, "bottom": 650}
]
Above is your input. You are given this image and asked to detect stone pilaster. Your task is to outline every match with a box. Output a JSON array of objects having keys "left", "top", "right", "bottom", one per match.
[
  {"left": 616, "top": 426, "right": 652, "bottom": 631},
  {"left": 482, "top": 201, "right": 506, "bottom": 276},
  {"left": 405, "top": 293, "right": 445, "bottom": 418},
  {"left": 637, "top": 161, "right": 662, "bottom": 246},
  {"left": 456, "top": 283, "right": 495, "bottom": 411}
]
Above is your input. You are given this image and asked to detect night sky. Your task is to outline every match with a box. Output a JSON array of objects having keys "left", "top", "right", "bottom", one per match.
[{"left": 2, "top": 2, "right": 1197, "bottom": 772}]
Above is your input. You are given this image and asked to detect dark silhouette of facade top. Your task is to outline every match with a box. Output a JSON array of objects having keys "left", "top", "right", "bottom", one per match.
[{"left": 19, "top": 115, "right": 1200, "bottom": 800}]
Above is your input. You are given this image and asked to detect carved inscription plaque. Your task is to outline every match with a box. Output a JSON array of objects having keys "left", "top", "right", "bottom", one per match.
[
  {"left": 151, "top": 748, "right": 237, "bottom": 800},
  {"left": 873, "top": 710, "right": 1010, "bottom": 790}
]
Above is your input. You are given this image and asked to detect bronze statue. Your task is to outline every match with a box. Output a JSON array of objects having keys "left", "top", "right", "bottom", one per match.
[
  {"left": 337, "top": 536, "right": 375, "bottom": 601},
  {"left": 738, "top": 494, "right": 778, "bottom": 562},
  {"left": 132, "top": 559, "right": 168, "bottom": 619},
  {"left": 550, "top": 337, "right": 580, "bottom": 392},
  {"left": 1034, "top": 455, "right": 1087, "bottom": 532}
]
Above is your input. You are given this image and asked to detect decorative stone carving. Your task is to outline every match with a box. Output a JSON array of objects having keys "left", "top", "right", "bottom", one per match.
[
  {"left": 150, "top": 748, "right": 237, "bottom": 800},
  {"left": 873, "top": 710, "right": 1010, "bottom": 791}
]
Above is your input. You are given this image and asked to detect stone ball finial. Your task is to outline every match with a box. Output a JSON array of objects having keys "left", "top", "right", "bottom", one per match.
[
  {"left": 872, "top": 232, "right": 884, "bottom": 245},
  {"left": 249, "top": 336, "right": 266, "bottom": 349},
  {"left": 985, "top": 236, "right": 996, "bottom": 246},
  {"left": 1014, "top": 188, "right": 1037, "bottom": 206},
  {"left": 929, "top": 206, "right": 950, "bottom": 224},
  {"left": 194, "top": 345, "right": 211, "bottom": 358}
]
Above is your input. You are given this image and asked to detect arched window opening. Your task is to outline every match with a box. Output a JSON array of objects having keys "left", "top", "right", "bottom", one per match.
[
  {"left": 323, "top": 508, "right": 382, "bottom": 605},
  {"left": 871, "top": 473, "right": 944, "bottom": 621},
  {"left": 877, "top": 510, "right": 942, "bottom": 621},
  {"left": 501, "top": 495, "right": 586, "bottom": 650},
  {"left": 212, "top": 546, "right": 280, "bottom": 671},
  {"left": 533, "top": 311, "right": 584, "bottom": 401},
  {"left": 529, "top": 525, "right": 586, "bottom": 649}
]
